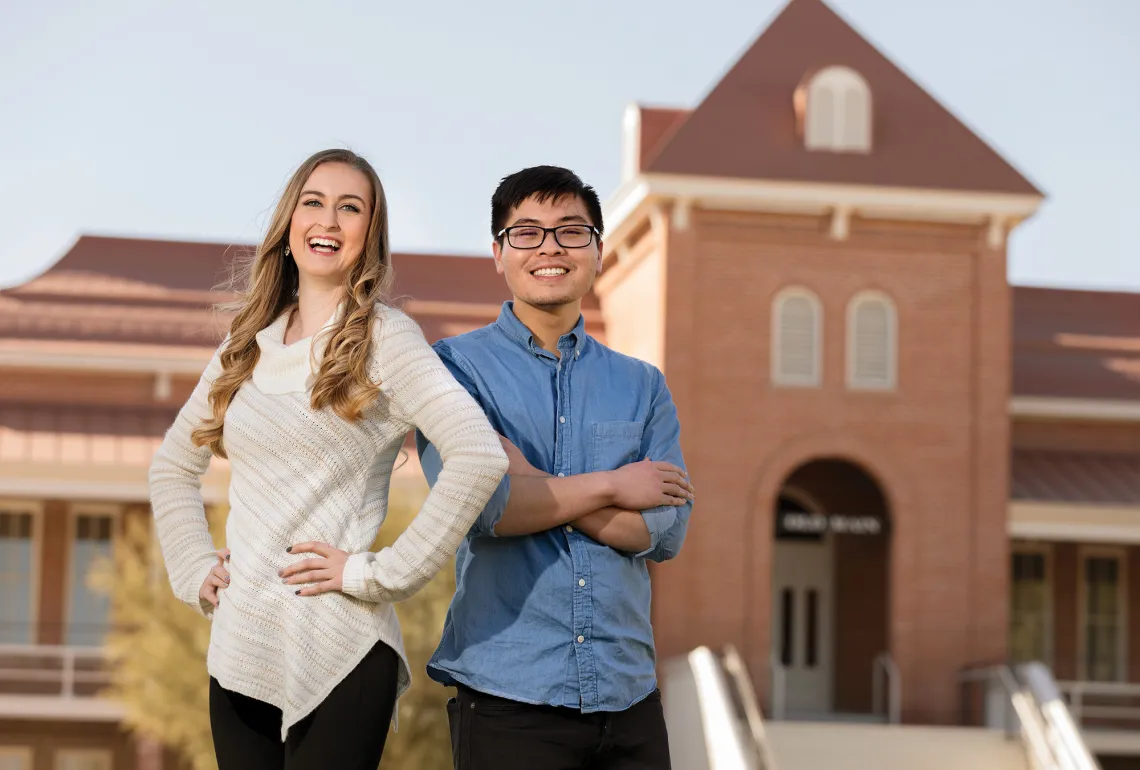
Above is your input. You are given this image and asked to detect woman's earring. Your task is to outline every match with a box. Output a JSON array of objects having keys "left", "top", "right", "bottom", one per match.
[{"left": 284, "top": 245, "right": 291, "bottom": 257}]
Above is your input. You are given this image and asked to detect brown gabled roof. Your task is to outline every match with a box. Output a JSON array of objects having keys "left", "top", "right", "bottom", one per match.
[
  {"left": 1013, "top": 286, "right": 1140, "bottom": 402},
  {"left": 1012, "top": 449, "right": 1140, "bottom": 505},
  {"left": 637, "top": 106, "right": 690, "bottom": 172},
  {"left": 0, "top": 235, "right": 600, "bottom": 348},
  {"left": 646, "top": 0, "right": 1041, "bottom": 195}
]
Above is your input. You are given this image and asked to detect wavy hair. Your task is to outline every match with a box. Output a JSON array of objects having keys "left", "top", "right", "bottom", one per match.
[{"left": 191, "top": 149, "right": 394, "bottom": 457}]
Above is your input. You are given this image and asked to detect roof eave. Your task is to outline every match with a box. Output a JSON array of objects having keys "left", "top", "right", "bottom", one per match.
[{"left": 604, "top": 171, "right": 1044, "bottom": 250}]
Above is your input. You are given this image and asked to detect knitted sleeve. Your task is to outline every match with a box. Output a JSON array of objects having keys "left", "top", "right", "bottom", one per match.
[
  {"left": 148, "top": 342, "right": 226, "bottom": 617},
  {"left": 340, "top": 309, "right": 508, "bottom": 603}
]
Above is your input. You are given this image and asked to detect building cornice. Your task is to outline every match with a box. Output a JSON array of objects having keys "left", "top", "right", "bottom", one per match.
[
  {"left": 1011, "top": 396, "right": 1140, "bottom": 423},
  {"left": 603, "top": 172, "right": 1043, "bottom": 249},
  {"left": 1010, "top": 501, "right": 1140, "bottom": 543}
]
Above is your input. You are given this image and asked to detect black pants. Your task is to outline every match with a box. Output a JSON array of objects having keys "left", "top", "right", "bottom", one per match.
[
  {"left": 447, "top": 685, "right": 672, "bottom": 770},
  {"left": 209, "top": 641, "right": 399, "bottom": 770}
]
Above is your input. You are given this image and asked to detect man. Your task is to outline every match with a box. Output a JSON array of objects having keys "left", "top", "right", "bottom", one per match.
[{"left": 416, "top": 165, "right": 694, "bottom": 769}]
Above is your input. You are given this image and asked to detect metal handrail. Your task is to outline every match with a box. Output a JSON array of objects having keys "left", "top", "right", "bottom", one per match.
[
  {"left": 1021, "top": 663, "right": 1101, "bottom": 770},
  {"left": 0, "top": 644, "right": 109, "bottom": 698},
  {"left": 872, "top": 651, "right": 901, "bottom": 724},
  {"left": 723, "top": 646, "right": 780, "bottom": 770},
  {"left": 959, "top": 664, "right": 1020, "bottom": 738},
  {"left": 958, "top": 664, "right": 1056, "bottom": 770},
  {"left": 769, "top": 653, "right": 786, "bottom": 721}
]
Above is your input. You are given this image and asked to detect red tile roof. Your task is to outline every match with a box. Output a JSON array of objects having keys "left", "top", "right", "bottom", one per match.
[
  {"left": 4, "top": 238, "right": 1136, "bottom": 406},
  {"left": 0, "top": 235, "right": 600, "bottom": 348},
  {"left": 644, "top": 0, "right": 1040, "bottom": 195},
  {"left": 1013, "top": 286, "right": 1140, "bottom": 402},
  {"left": 1012, "top": 449, "right": 1140, "bottom": 505}
]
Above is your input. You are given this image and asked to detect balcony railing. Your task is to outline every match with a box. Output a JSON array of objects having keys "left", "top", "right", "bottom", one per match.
[
  {"left": 0, "top": 642, "right": 123, "bottom": 721},
  {"left": 0, "top": 644, "right": 111, "bottom": 697},
  {"left": 1058, "top": 680, "right": 1140, "bottom": 729}
]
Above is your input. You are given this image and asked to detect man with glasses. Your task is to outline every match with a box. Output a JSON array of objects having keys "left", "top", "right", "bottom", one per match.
[{"left": 415, "top": 165, "right": 694, "bottom": 768}]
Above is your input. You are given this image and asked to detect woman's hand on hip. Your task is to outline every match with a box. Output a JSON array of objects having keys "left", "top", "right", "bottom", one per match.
[
  {"left": 280, "top": 542, "right": 349, "bottom": 596},
  {"left": 199, "top": 548, "right": 231, "bottom": 608}
]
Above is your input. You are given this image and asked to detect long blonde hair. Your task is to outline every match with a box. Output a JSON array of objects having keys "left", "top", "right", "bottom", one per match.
[{"left": 191, "top": 149, "right": 394, "bottom": 458}]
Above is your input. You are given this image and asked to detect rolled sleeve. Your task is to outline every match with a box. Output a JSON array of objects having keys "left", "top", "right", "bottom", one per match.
[
  {"left": 634, "top": 505, "right": 679, "bottom": 560},
  {"left": 633, "top": 371, "right": 692, "bottom": 562}
]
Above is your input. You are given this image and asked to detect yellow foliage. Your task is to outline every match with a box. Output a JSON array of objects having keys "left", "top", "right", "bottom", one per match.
[
  {"left": 90, "top": 507, "right": 226, "bottom": 770},
  {"left": 94, "top": 485, "right": 456, "bottom": 770}
]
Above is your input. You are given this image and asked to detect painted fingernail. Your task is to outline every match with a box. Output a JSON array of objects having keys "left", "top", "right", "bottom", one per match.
[
  {"left": 225, "top": 554, "right": 231, "bottom": 562},
  {"left": 286, "top": 546, "right": 292, "bottom": 553},
  {"left": 224, "top": 576, "right": 230, "bottom": 583},
  {"left": 294, "top": 589, "right": 301, "bottom": 596}
]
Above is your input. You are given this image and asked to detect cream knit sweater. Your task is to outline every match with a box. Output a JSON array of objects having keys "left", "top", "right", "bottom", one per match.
[{"left": 148, "top": 304, "right": 508, "bottom": 740}]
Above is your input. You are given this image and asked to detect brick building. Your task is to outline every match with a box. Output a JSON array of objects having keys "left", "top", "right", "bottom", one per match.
[{"left": 1, "top": 0, "right": 1138, "bottom": 767}]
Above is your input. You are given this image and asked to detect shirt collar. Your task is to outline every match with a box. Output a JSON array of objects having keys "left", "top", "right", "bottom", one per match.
[{"left": 495, "top": 301, "right": 586, "bottom": 355}]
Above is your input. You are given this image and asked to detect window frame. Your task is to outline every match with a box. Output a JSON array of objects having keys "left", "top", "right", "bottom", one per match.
[
  {"left": 771, "top": 287, "right": 823, "bottom": 388},
  {"left": 64, "top": 504, "right": 122, "bottom": 648},
  {"left": 54, "top": 748, "right": 113, "bottom": 770},
  {"left": 846, "top": 290, "right": 898, "bottom": 391},
  {"left": 1009, "top": 542, "right": 1054, "bottom": 667},
  {"left": 802, "top": 66, "right": 873, "bottom": 153},
  {"left": 0, "top": 746, "right": 34, "bottom": 770},
  {"left": 1077, "top": 545, "right": 1128, "bottom": 682},
  {"left": 0, "top": 500, "right": 44, "bottom": 646}
]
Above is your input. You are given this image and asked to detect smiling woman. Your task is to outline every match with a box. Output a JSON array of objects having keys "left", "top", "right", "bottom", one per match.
[
  {"left": 285, "top": 162, "right": 373, "bottom": 300},
  {"left": 147, "top": 148, "right": 508, "bottom": 770}
]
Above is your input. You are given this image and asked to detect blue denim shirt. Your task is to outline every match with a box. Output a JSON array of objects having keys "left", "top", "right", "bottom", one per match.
[{"left": 415, "top": 302, "right": 691, "bottom": 712}]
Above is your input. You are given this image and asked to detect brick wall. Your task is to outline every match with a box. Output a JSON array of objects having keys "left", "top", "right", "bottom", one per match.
[{"left": 602, "top": 206, "right": 1008, "bottom": 723}]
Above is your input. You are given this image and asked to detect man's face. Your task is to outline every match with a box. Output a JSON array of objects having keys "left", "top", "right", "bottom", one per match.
[{"left": 492, "top": 194, "right": 602, "bottom": 310}]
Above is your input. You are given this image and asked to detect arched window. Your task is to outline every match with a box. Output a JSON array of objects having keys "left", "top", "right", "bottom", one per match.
[
  {"left": 800, "top": 66, "right": 872, "bottom": 153},
  {"left": 772, "top": 288, "right": 822, "bottom": 387},
  {"left": 846, "top": 291, "right": 897, "bottom": 390}
]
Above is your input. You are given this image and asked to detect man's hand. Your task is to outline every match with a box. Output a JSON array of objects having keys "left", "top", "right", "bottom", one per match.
[
  {"left": 499, "top": 435, "right": 547, "bottom": 477},
  {"left": 280, "top": 542, "right": 350, "bottom": 597},
  {"left": 608, "top": 460, "right": 694, "bottom": 511}
]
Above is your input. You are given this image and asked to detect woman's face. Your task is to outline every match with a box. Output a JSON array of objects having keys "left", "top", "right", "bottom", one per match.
[{"left": 287, "top": 162, "right": 374, "bottom": 288}]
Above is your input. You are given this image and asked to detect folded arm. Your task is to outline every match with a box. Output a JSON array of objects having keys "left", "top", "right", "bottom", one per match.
[
  {"left": 417, "top": 436, "right": 690, "bottom": 546},
  {"left": 494, "top": 441, "right": 654, "bottom": 552}
]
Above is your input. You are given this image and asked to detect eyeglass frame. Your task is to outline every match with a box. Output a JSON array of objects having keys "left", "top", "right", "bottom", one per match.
[{"left": 495, "top": 224, "right": 601, "bottom": 250}]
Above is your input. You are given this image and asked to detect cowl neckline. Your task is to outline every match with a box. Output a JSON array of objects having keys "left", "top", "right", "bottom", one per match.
[{"left": 251, "top": 304, "right": 343, "bottom": 394}]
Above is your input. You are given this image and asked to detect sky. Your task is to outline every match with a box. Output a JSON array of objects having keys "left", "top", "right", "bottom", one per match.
[{"left": 1, "top": 0, "right": 1136, "bottom": 291}]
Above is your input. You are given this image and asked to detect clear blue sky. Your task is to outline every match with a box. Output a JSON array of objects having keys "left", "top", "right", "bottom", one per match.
[{"left": 2, "top": 0, "right": 1136, "bottom": 290}]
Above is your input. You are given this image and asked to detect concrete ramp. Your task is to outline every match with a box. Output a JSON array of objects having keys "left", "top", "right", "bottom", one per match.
[{"left": 764, "top": 721, "right": 1029, "bottom": 770}]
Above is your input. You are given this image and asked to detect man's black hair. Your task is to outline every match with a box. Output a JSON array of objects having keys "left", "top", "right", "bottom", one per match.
[{"left": 491, "top": 166, "right": 604, "bottom": 242}]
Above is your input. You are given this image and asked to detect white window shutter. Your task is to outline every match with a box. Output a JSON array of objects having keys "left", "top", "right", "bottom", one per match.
[
  {"left": 773, "top": 290, "right": 821, "bottom": 386},
  {"left": 848, "top": 293, "right": 896, "bottom": 389},
  {"left": 804, "top": 66, "right": 872, "bottom": 153}
]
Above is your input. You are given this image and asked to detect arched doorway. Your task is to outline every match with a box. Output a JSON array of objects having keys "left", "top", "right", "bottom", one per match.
[{"left": 771, "top": 459, "right": 890, "bottom": 718}]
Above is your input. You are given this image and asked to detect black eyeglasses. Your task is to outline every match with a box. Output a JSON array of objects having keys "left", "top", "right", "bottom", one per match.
[{"left": 497, "top": 224, "right": 599, "bottom": 250}]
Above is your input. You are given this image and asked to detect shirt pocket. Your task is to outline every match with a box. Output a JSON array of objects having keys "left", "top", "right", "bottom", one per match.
[{"left": 589, "top": 421, "right": 644, "bottom": 473}]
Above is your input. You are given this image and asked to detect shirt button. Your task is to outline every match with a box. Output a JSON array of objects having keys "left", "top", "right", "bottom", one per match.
[
  {"left": 559, "top": 416, "right": 566, "bottom": 424},
  {"left": 578, "top": 579, "right": 586, "bottom": 587},
  {"left": 565, "top": 525, "right": 573, "bottom": 533},
  {"left": 577, "top": 635, "right": 585, "bottom": 644},
  {"left": 575, "top": 350, "right": 580, "bottom": 358},
  {"left": 558, "top": 472, "right": 565, "bottom": 478}
]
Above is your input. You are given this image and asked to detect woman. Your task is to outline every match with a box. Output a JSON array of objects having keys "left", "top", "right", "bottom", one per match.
[{"left": 148, "top": 148, "right": 508, "bottom": 769}]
